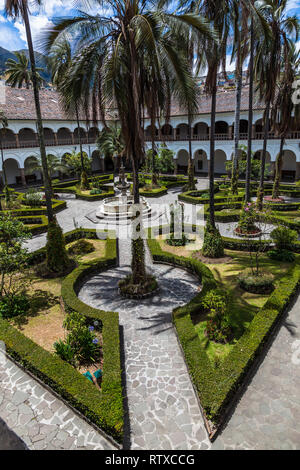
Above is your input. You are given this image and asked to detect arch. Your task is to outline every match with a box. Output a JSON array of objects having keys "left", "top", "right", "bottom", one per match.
[
  {"left": 43, "top": 127, "right": 55, "bottom": 144},
  {"left": 3, "top": 158, "right": 20, "bottom": 185},
  {"left": 161, "top": 124, "right": 173, "bottom": 137},
  {"left": 239, "top": 119, "right": 248, "bottom": 134},
  {"left": 57, "top": 127, "right": 73, "bottom": 145},
  {"left": 144, "top": 125, "right": 159, "bottom": 138},
  {"left": 193, "top": 149, "right": 208, "bottom": 173},
  {"left": 176, "top": 149, "right": 189, "bottom": 174},
  {"left": 215, "top": 149, "right": 227, "bottom": 174},
  {"left": 73, "top": 127, "right": 87, "bottom": 144},
  {"left": 88, "top": 127, "right": 99, "bottom": 142},
  {"left": 281, "top": 150, "right": 296, "bottom": 181},
  {"left": 19, "top": 128, "right": 37, "bottom": 147},
  {"left": 253, "top": 150, "right": 271, "bottom": 165},
  {"left": 91, "top": 150, "right": 102, "bottom": 172},
  {"left": 0, "top": 128, "right": 17, "bottom": 149},
  {"left": 24, "top": 156, "right": 42, "bottom": 183},
  {"left": 193, "top": 122, "right": 209, "bottom": 139},
  {"left": 215, "top": 121, "right": 228, "bottom": 135},
  {"left": 176, "top": 123, "right": 190, "bottom": 139}
]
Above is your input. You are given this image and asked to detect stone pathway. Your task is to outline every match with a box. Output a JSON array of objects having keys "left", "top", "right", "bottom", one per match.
[
  {"left": 0, "top": 353, "right": 118, "bottom": 450},
  {"left": 78, "top": 240, "right": 211, "bottom": 450},
  {"left": 212, "top": 294, "right": 300, "bottom": 450}
]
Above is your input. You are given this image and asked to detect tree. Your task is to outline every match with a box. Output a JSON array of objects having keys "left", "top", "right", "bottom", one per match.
[
  {"left": 0, "top": 110, "right": 10, "bottom": 204},
  {"left": 97, "top": 125, "right": 125, "bottom": 170},
  {"left": 0, "top": 216, "right": 31, "bottom": 301},
  {"left": 271, "top": 43, "right": 300, "bottom": 198},
  {"left": 254, "top": 0, "right": 299, "bottom": 210},
  {"left": 63, "top": 150, "right": 91, "bottom": 179},
  {"left": 5, "top": 51, "right": 44, "bottom": 89},
  {"left": 5, "top": 0, "right": 69, "bottom": 274},
  {"left": 43, "top": 0, "right": 213, "bottom": 287},
  {"left": 48, "top": 37, "right": 90, "bottom": 190},
  {"left": 25, "top": 154, "right": 69, "bottom": 180}
]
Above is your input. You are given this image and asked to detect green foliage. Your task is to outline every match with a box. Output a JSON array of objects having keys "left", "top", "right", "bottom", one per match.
[
  {"left": 55, "top": 311, "right": 98, "bottom": 365},
  {"left": 238, "top": 269, "right": 274, "bottom": 294},
  {"left": 270, "top": 226, "right": 298, "bottom": 251},
  {"left": 145, "top": 145, "right": 175, "bottom": 175},
  {"left": 53, "top": 339, "right": 75, "bottom": 363},
  {"left": 267, "top": 249, "right": 296, "bottom": 262},
  {"left": 46, "top": 219, "right": 70, "bottom": 274},
  {"left": 202, "top": 220, "right": 224, "bottom": 258},
  {"left": 63, "top": 151, "right": 91, "bottom": 176},
  {"left": 80, "top": 170, "right": 90, "bottom": 190},
  {"left": 148, "top": 236, "right": 300, "bottom": 423},
  {"left": 0, "top": 216, "right": 31, "bottom": 298},
  {"left": 237, "top": 202, "right": 259, "bottom": 233},
  {"left": 23, "top": 188, "right": 43, "bottom": 207},
  {"left": 90, "top": 188, "right": 102, "bottom": 195},
  {"left": 0, "top": 293, "right": 30, "bottom": 319},
  {"left": 67, "top": 239, "right": 95, "bottom": 255}
]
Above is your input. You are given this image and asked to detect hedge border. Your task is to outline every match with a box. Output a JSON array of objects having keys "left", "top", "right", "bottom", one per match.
[
  {"left": 147, "top": 235, "right": 300, "bottom": 436},
  {"left": 0, "top": 230, "right": 124, "bottom": 443}
]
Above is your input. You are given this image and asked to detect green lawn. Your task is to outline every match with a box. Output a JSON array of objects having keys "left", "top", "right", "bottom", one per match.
[{"left": 193, "top": 250, "right": 296, "bottom": 363}]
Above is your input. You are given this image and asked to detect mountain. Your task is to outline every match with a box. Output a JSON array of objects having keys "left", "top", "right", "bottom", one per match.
[{"left": 0, "top": 46, "right": 51, "bottom": 84}]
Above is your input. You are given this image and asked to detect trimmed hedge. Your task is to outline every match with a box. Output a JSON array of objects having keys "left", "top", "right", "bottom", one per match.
[
  {"left": 0, "top": 198, "right": 66, "bottom": 217},
  {"left": 0, "top": 231, "right": 123, "bottom": 442},
  {"left": 147, "top": 236, "right": 300, "bottom": 425},
  {"left": 17, "top": 215, "right": 48, "bottom": 235}
]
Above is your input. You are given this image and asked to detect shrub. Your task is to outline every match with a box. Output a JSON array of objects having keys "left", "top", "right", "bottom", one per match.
[
  {"left": 270, "top": 226, "right": 298, "bottom": 251},
  {"left": 53, "top": 339, "right": 75, "bottom": 364},
  {"left": 237, "top": 202, "right": 259, "bottom": 234},
  {"left": 90, "top": 188, "right": 102, "bottom": 195},
  {"left": 0, "top": 293, "right": 30, "bottom": 319},
  {"left": 67, "top": 239, "right": 95, "bottom": 255},
  {"left": 267, "top": 249, "right": 296, "bottom": 263},
  {"left": 45, "top": 219, "right": 71, "bottom": 274},
  {"left": 23, "top": 189, "right": 43, "bottom": 207},
  {"left": 238, "top": 269, "right": 274, "bottom": 294},
  {"left": 202, "top": 220, "right": 224, "bottom": 258}
]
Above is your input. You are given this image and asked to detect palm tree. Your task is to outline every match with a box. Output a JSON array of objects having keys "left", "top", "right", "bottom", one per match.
[
  {"left": 0, "top": 110, "right": 9, "bottom": 205},
  {"left": 5, "top": 0, "right": 70, "bottom": 274},
  {"left": 5, "top": 51, "right": 44, "bottom": 89},
  {"left": 48, "top": 38, "right": 90, "bottom": 190},
  {"left": 42, "top": 0, "right": 213, "bottom": 285},
  {"left": 197, "top": 0, "right": 230, "bottom": 230},
  {"left": 25, "top": 154, "right": 69, "bottom": 180},
  {"left": 271, "top": 44, "right": 300, "bottom": 198},
  {"left": 97, "top": 125, "right": 125, "bottom": 170},
  {"left": 254, "top": 0, "right": 299, "bottom": 210}
]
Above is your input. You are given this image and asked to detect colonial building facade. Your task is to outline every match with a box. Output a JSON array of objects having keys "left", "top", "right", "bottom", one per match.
[{"left": 1, "top": 85, "right": 300, "bottom": 186}]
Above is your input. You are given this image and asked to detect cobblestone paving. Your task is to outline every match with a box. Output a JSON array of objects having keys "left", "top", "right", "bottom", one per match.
[
  {"left": 0, "top": 354, "right": 117, "bottom": 450},
  {"left": 78, "top": 260, "right": 211, "bottom": 450}
]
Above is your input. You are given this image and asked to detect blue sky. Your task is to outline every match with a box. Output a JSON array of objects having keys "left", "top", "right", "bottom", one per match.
[{"left": 0, "top": 0, "right": 299, "bottom": 66}]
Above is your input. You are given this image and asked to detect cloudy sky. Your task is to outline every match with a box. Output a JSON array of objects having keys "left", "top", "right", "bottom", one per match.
[{"left": 0, "top": 0, "right": 299, "bottom": 69}]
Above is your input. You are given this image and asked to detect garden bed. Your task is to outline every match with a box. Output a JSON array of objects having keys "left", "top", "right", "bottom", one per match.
[{"left": 147, "top": 235, "right": 300, "bottom": 437}]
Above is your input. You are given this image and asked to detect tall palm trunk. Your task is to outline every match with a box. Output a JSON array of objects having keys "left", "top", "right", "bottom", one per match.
[
  {"left": 75, "top": 103, "right": 89, "bottom": 189},
  {"left": 245, "top": 20, "right": 254, "bottom": 202},
  {"left": 272, "top": 136, "right": 284, "bottom": 199},
  {"left": 231, "top": 32, "right": 242, "bottom": 195},
  {"left": 209, "top": 81, "right": 217, "bottom": 228},
  {"left": 22, "top": 1, "right": 53, "bottom": 222},
  {"left": 129, "top": 35, "right": 146, "bottom": 285},
  {"left": 150, "top": 111, "right": 158, "bottom": 186},
  {"left": 256, "top": 100, "right": 270, "bottom": 210},
  {"left": 187, "top": 114, "right": 195, "bottom": 190}
]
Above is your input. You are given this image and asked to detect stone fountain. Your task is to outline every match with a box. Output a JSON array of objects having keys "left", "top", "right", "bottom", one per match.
[{"left": 96, "top": 161, "right": 152, "bottom": 221}]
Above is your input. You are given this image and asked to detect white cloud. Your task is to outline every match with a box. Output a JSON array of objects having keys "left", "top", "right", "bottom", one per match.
[{"left": 14, "top": 14, "right": 54, "bottom": 51}]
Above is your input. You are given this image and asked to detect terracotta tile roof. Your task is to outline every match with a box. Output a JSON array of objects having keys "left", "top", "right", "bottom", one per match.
[{"left": 0, "top": 85, "right": 264, "bottom": 121}]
